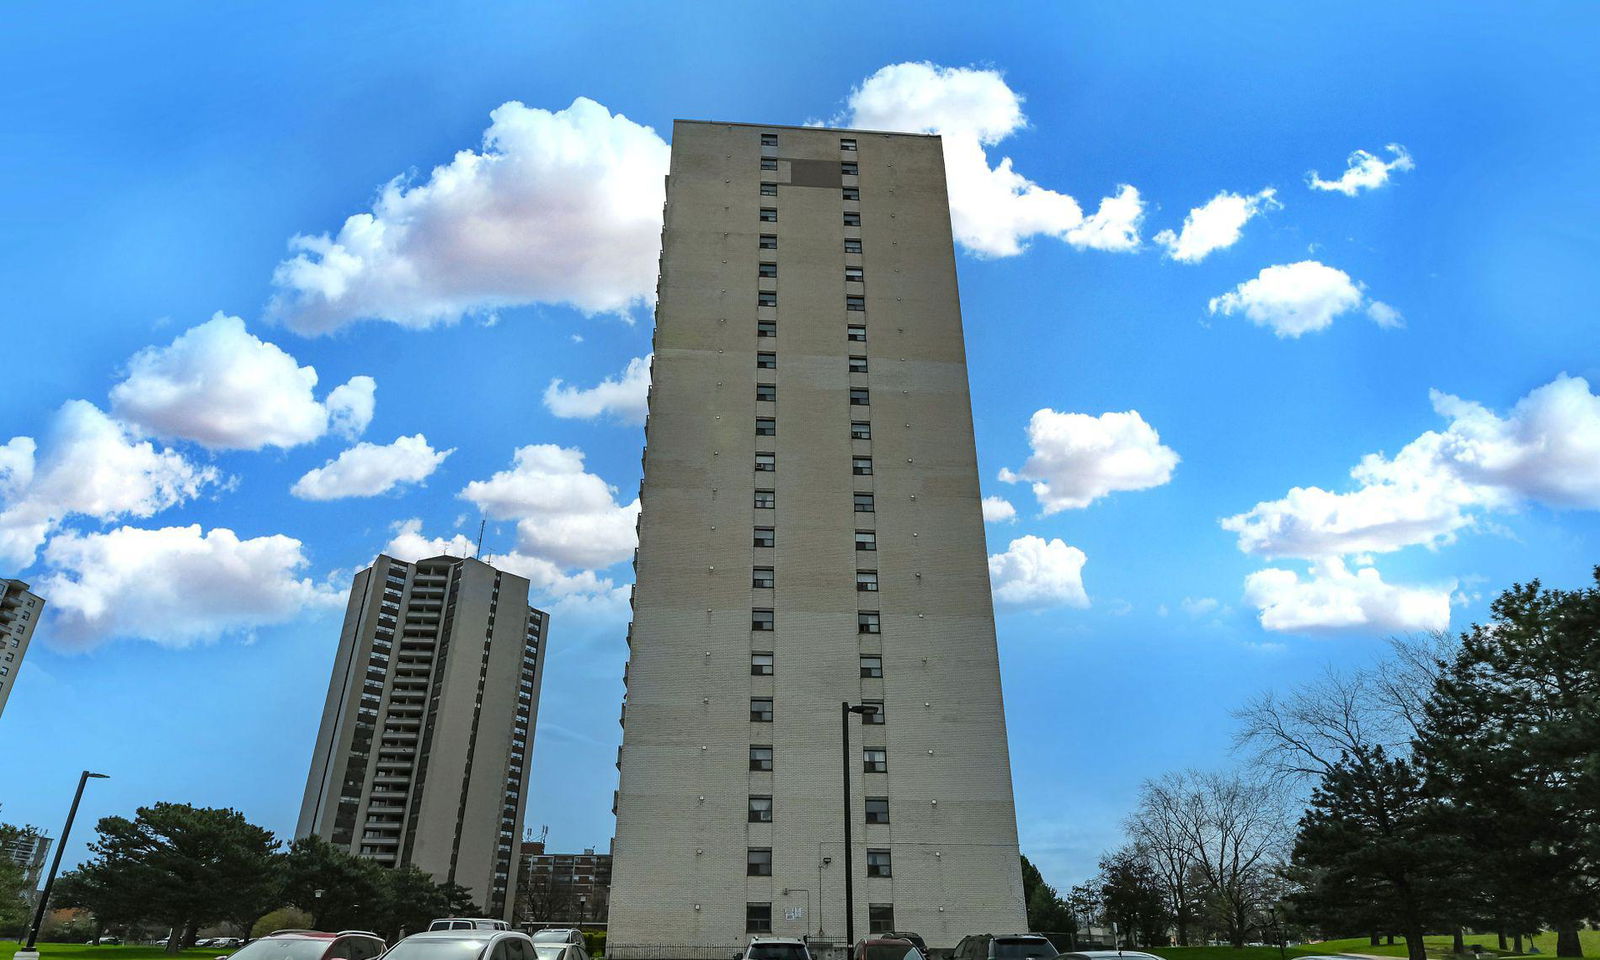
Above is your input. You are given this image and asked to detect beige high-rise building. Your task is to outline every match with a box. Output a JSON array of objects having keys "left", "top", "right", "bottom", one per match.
[
  {"left": 298, "top": 554, "right": 549, "bottom": 919},
  {"left": 608, "top": 121, "right": 1026, "bottom": 957},
  {"left": 0, "top": 579, "right": 43, "bottom": 720}
]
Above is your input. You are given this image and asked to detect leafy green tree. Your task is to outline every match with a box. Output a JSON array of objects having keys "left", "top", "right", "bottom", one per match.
[
  {"left": 0, "top": 821, "right": 41, "bottom": 937},
  {"left": 369, "top": 866, "right": 480, "bottom": 941},
  {"left": 1020, "top": 856, "right": 1076, "bottom": 938},
  {"left": 1099, "top": 846, "right": 1169, "bottom": 947},
  {"left": 1418, "top": 570, "right": 1600, "bottom": 958},
  {"left": 282, "top": 835, "right": 385, "bottom": 930}
]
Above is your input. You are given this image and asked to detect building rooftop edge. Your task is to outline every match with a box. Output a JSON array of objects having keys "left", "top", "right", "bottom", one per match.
[{"left": 674, "top": 118, "right": 940, "bottom": 140}]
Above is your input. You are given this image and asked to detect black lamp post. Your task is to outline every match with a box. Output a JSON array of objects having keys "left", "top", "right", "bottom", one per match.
[
  {"left": 23, "top": 771, "right": 110, "bottom": 953},
  {"left": 840, "top": 701, "right": 879, "bottom": 948}
]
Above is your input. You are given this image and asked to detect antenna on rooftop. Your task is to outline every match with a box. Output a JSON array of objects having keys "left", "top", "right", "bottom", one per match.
[{"left": 476, "top": 519, "right": 486, "bottom": 558}]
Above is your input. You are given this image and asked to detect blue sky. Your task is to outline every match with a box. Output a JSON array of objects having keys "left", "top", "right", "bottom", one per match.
[{"left": 3, "top": 2, "right": 1599, "bottom": 889}]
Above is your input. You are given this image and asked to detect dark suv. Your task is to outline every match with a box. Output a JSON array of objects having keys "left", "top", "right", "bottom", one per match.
[{"left": 950, "top": 935, "right": 1058, "bottom": 960}]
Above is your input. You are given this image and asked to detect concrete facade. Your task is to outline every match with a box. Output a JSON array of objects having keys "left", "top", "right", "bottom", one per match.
[
  {"left": 298, "top": 554, "right": 549, "bottom": 919},
  {"left": 516, "top": 841, "right": 613, "bottom": 925},
  {"left": 0, "top": 579, "right": 43, "bottom": 720},
  {"left": 607, "top": 121, "right": 1026, "bottom": 958}
]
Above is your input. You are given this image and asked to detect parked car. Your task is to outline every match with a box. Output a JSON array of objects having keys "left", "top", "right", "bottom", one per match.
[
  {"left": 530, "top": 941, "right": 586, "bottom": 960},
  {"left": 854, "top": 938, "right": 925, "bottom": 960},
  {"left": 884, "top": 934, "right": 930, "bottom": 959},
  {"left": 383, "top": 929, "right": 539, "bottom": 960},
  {"left": 950, "top": 935, "right": 1059, "bottom": 960},
  {"left": 1058, "top": 952, "right": 1163, "bottom": 960},
  {"left": 735, "top": 937, "right": 813, "bottom": 960},
  {"left": 429, "top": 919, "right": 512, "bottom": 932},
  {"left": 217, "top": 938, "right": 245, "bottom": 949},
  {"left": 219, "top": 929, "right": 385, "bottom": 960},
  {"left": 529, "top": 930, "right": 584, "bottom": 946}
]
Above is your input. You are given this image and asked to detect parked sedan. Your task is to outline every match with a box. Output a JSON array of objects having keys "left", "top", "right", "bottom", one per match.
[
  {"left": 223, "top": 930, "right": 385, "bottom": 960},
  {"left": 383, "top": 929, "right": 541, "bottom": 960}
]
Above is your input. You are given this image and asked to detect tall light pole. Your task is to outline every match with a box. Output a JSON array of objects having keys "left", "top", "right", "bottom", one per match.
[
  {"left": 21, "top": 771, "right": 110, "bottom": 958},
  {"left": 840, "top": 702, "right": 878, "bottom": 948}
]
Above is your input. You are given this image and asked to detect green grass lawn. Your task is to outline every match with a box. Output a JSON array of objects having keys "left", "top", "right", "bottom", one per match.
[
  {"left": 0, "top": 946, "right": 231, "bottom": 960},
  {"left": 1149, "top": 930, "right": 1600, "bottom": 960}
]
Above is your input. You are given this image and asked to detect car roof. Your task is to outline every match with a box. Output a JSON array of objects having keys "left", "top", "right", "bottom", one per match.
[
  {"left": 405, "top": 931, "right": 524, "bottom": 942},
  {"left": 750, "top": 938, "right": 808, "bottom": 945}
]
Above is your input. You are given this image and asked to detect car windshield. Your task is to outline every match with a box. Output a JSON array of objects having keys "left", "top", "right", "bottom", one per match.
[
  {"left": 865, "top": 946, "right": 921, "bottom": 960},
  {"left": 531, "top": 933, "right": 570, "bottom": 942},
  {"left": 749, "top": 945, "right": 808, "bottom": 960},
  {"left": 533, "top": 948, "right": 568, "bottom": 960},
  {"left": 230, "top": 939, "right": 332, "bottom": 960},
  {"left": 994, "top": 941, "right": 1057, "bottom": 960},
  {"left": 383, "top": 939, "right": 489, "bottom": 960}
]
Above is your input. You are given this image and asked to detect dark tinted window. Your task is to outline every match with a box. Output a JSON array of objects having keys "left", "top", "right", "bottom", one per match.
[
  {"left": 748, "top": 946, "right": 805, "bottom": 960},
  {"left": 993, "top": 940, "right": 1058, "bottom": 960}
]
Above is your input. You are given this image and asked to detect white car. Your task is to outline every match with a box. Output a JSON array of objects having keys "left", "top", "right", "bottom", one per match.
[
  {"left": 428, "top": 920, "right": 513, "bottom": 933},
  {"left": 736, "top": 938, "right": 813, "bottom": 960},
  {"left": 384, "top": 930, "right": 537, "bottom": 960}
]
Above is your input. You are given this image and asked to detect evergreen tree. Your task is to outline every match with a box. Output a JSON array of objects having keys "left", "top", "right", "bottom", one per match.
[{"left": 1020, "top": 855, "right": 1076, "bottom": 937}]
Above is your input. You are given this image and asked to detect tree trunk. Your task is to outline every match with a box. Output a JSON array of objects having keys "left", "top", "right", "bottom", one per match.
[
  {"left": 183, "top": 921, "right": 199, "bottom": 949},
  {"left": 1514, "top": 934, "right": 1524, "bottom": 955},
  {"left": 1372, "top": 933, "right": 1383, "bottom": 947},
  {"left": 1405, "top": 927, "right": 1429, "bottom": 960},
  {"left": 1389, "top": 935, "right": 1398, "bottom": 946},
  {"left": 1499, "top": 932, "right": 1508, "bottom": 952},
  {"left": 165, "top": 929, "right": 183, "bottom": 955},
  {"left": 1555, "top": 925, "right": 1583, "bottom": 958}
]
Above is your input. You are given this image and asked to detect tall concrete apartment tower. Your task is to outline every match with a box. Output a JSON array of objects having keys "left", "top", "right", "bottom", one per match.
[
  {"left": 298, "top": 554, "right": 549, "bottom": 920},
  {"left": 0, "top": 579, "right": 43, "bottom": 720},
  {"left": 608, "top": 122, "right": 1026, "bottom": 956}
]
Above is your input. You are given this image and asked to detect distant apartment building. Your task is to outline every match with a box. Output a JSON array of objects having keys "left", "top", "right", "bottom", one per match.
[
  {"left": 607, "top": 121, "right": 1027, "bottom": 955},
  {"left": 298, "top": 554, "right": 550, "bottom": 920},
  {"left": 1, "top": 828, "right": 51, "bottom": 898},
  {"left": 515, "top": 840, "right": 612, "bottom": 925},
  {"left": 0, "top": 579, "right": 43, "bottom": 719}
]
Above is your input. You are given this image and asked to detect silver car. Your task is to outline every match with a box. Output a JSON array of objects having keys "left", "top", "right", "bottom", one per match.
[{"left": 383, "top": 930, "right": 539, "bottom": 960}]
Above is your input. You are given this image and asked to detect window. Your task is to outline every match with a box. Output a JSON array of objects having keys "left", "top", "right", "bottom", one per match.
[
  {"left": 761, "top": 158, "right": 778, "bottom": 171},
  {"left": 843, "top": 186, "right": 860, "bottom": 201},
  {"left": 760, "top": 207, "right": 778, "bottom": 222},
  {"left": 855, "top": 530, "right": 877, "bottom": 551},
  {"left": 755, "top": 452, "right": 776, "bottom": 472},
  {"left": 849, "top": 356, "right": 869, "bottom": 373},
  {"left": 851, "top": 421, "right": 872, "bottom": 440},
  {"left": 842, "top": 161, "right": 859, "bottom": 175},
  {"left": 749, "top": 796, "right": 773, "bottom": 823},
  {"left": 850, "top": 388, "right": 870, "bottom": 406},
  {"left": 868, "top": 904, "right": 894, "bottom": 934},
  {"left": 854, "top": 492, "right": 875, "bottom": 512},
  {"left": 847, "top": 295, "right": 866, "bottom": 311},
  {"left": 841, "top": 138, "right": 857, "bottom": 151},
  {"left": 844, "top": 211, "right": 862, "bottom": 227},
  {"left": 759, "top": 234, "right": 778, "bottom": 249},
  {"left": 757, "top": 383, "right": 777, "bottom": 401},
  {"left": 752, "top": 567, "right": 775, "bottom": 589},
  {"left": 756, "top": 418, "right": 776, "bottom": 436},
  {"left": 759, "top": 262, "right": 777, "bottom": 278},
  {"left": 865, "top": 797, "right": 890, "bottom": 824},
  {"left": 761, "top": 133, "right": 778, "bottom": 147},
  {"left": 857, "top": 571, "right": 880, "bottom": 593},
  {"left": 847, "top": 325, "right": 867, "bottom": 342},
  {"left": 867, "top": 850, "right": 892, "bottom": 877},
  {"left": 750, "top": 745, "right": 774, "bottom": 771},
  {"left": 760, "top": 182, "right": 778, "bottom": 196},
  {"left": 747, "top": 902, "right": 773, "bottom": 934},
  {"left": 864, "top": 748, "right": 887, "bottom": 773},
  {"left": 751, "top": 652, "right": 774, "bottom": 676},
  {"left": 846, "top": 265, "right": 864, "bottom": 282},
  {"left": 758, "top": 291, "right": 777, "bottom": 307},
  {"left": 754, "top": 489, "right": 775, "bottom": 509},
  {"left": 858, "top": 611, "right": 881, "bottom": 634},
  {"left": 863, "top": 699, "right": 885, "bottom": 724},
  {"left": 750, "top": 698, "right": 774, "bottom": 722},
  {"left": 845, "top": 238, "right": 863, "bottom": 254},
  {"left": 758, "top": 319, "right": 776, "bottom": 337},
  {"left": 853, "top": 457, "right": 873, "bottom": 475},
  {"left": 748, "top": 847, "right": 773, "bottom": 875},
  {"left": 757, "top": 352, "right": 777, "bottom": 369},
  {"left": 754, "top": 527, "right": 775, "bottom": 548},
  {"left": 860, "top": 655, "right": 883, "bottom": 678},
  {"left": 752, "top": 609, "right": 775, "bottom": 631}
]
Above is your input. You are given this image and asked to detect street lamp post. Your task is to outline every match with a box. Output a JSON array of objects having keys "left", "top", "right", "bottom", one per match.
[
  {"left": 840, "top": 701, "right": 878, "bottom": 949},
  {"left": 19, "top": 771, "right": 110, "bottom": 959}
]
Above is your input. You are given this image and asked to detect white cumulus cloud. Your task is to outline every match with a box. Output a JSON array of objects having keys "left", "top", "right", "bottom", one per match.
[
  {"left": 1307, "top": 144, "right": 1414, "bottom": 196},
  {"left": 544, "top": 354, "right": 652, "bottom": 425},
  {"left": 999, "top": 408, "right": 1179, "bottom": 513},
  {"left": 1154, "top": 187, "right": 1280, "bottom": 263},
  {"left": 1243, "top": 558, "right": 1451, "bottom": 634},
  {"left": 291, "top": 434, "right": 452, "bottom": 500},
  {"left": 1208, "top": 260, "right": 1400, "bottom": 338},
  {"left": 988, "top": 535, "right": 1089, "bottom": 611},
  {"left": 269, "top": 98, "right": 670, "bottom": 333},
  {"left": 459, "top": 444, "right": 639, "bottom": 571},
  {"left": 110, "top": 313, "right": 374, "bottom": 449},
  {"left": 981, "top": 496, "right": 1017, "bottom": 523},
  {"left": 0, "top": 402, "right": 220, "bottom": 568},
  {"left": 36, "top": 524, "right": 341, "bottom": 650},
  {"left": 843, "top": 62, "right": 1143, "bottom": 257}
]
